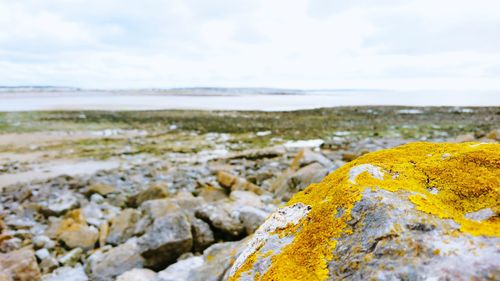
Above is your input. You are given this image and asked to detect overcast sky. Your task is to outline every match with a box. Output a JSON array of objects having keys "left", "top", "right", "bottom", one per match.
[{"left": 1, "top": 0, "right": 500, "bottom": 90}]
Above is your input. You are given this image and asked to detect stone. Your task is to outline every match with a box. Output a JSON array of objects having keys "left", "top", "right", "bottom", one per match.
[
  {"left": 227, "top": 147, "right": 285, "bottom": 160},
  {"left": 298, "top": 148, "right": 333, "bottom": 168},
  {"left": 216, "top": 171, "right": 264, "bottom": 195},
  {"left": 128, "top": 184, "right": 169, "bottom": 207},
  {"left": 341, "top": 151, "right": 358, "bottom": 162},
  {"left": 41, "top": 264, "right": 88, "bottom": 281},
  {"left": 137, "top": 213, "right": 193, "bottom": 270},
  {"left": 58, "top": 248, "right": 82, "bottom": 266},
  {"left": 274, "top": 162, "right": 328, "bottom": 201},
  {"left": 158, "top": 256, "right": 203, "bottom": 281},
  {"left": 56, "top": 210, "right": 98, "bottom": 250},
  {"left": 116, "top": 268, "right": 158, "bottom": 281},
  {"left": 228, "top": 142, "right": 500, "bottom": 281},
  {"left": 0, "top": 247, "right": 41, "bottom": 281},
  {"left": 195, "top": 203, "right": 245, "bottom": 238},
  {"left": 0, "top": 237, "right": 22, "bottom": 252},
  {"left": 32, "top": 235, "right": 56, "bottom": 250},
  {"left": 190, "top": 241, "right": 247, "bottom": 281},
  {"left": 86, "top": 183, "right": 116, "bottom": 196},
  {"left": 237, "top": 206, "right": 270, "bottom": 235},
  {"left": 191, "top": 218, "right": 215, "bottom": 252},
  {"left": 485, "top": 129, "right": 500, "bottom": 141},
  {"left": 106, "top": 209, "right": 142, "bottom": 245},
  {"left": 86, "top": 238, "right": 144, "bottom": 281},
  {"left": 197, "top": 185, "right": 228, "bottom": 202},
  {"left": 39, "top": 191, "right": 79, "bottom": 216}
]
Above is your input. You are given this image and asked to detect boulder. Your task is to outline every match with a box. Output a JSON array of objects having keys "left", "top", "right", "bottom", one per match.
[
  {"left": 137, "top": 213, "right": 193, "bottom": 270},
  {"left": 41, "top": 264, "right": 88, "bottom": 281},
  {"left": 228, "top": 142, "right": 500, "bottom": 281},
  {"left": 116, "top": 268, "right": 158, "bottom": 281},
  {"left": 0, "top": 247, "right": 41, "bottom": 281},
  {"left": 216, "top": 171, "right": 264, "bottom": 195},
  {"left": 86, "top": 238, "right": 144, "bottom": 281},
  {"left": 157, "top": 256, "right": 203, "bottom": 281},
  {"left": 298, "top": 148, "right": 333, "bottom": 168},
  {"left": 195, "top": 203, "right": 245, "bottom": 238},
  {"left": 190, "top": 241, "right": 247, "bottom": 281},
  {"left": 56, "top": 210, "right": 98, "bottom": 250},
  {"left": 106, "top": 209, "right": 142, "bottom": 245},
  {"left": 39, "top": 191, "right": 79, "bottom": 216},
  {"left": 86, "top": 183, "right": 116, "bottom": 196},
  {"left": 191, "top": 218, "right": 215, "bottom": 252},
  {"left": 128, "top": 184, "right": 169, "bottom": 207}
]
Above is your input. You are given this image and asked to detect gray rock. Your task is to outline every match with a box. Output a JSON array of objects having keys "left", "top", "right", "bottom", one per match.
[
  {"left": 195, "top": 203, "right": 245, "bottom": 238},
  {"left": 137, "top": 213, "right": 193, "bottom": 270},
  {"left": 39, "top": 191, "right": 79, "bottom": 216},
  {"left": 190, "top": 241, "right": 247, "bottom": 281},
  {"left": 191, "top": 218, "right": 215, "bottom": 252},
  {"left": 237, "top": 206, "right": 270, "bottom": 235},
  {"left": 116, "top": 268, "right": 158, "bottom": 281},
  {"left": 86, "top": 238, "right": 144, "bottom": 281},
  {"left": 41, "top": 264, "right": 88, "bottom": 281},
  {"left": 106, "top": 208, "right": 142, "bottom": 245},
  {"left": 158, "top": 256, "right": 203, "bottom": 281}
]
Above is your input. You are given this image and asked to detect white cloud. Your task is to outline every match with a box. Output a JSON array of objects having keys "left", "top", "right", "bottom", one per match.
[{"left": 0, "top": 0, "right": 499, "bottom": 90}]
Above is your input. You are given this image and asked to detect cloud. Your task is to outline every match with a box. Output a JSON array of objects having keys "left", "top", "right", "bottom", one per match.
[{"left": 0, "top": 0, "right": 499, "bottom": 90}]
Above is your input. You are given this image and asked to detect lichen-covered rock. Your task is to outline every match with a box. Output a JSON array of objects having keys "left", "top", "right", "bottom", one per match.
[
  {"left": 228, "top": 142, "right": 500, "bottom": 281},
  {"left": 55, "top": 210, "right": 98, "bottom": 250}
]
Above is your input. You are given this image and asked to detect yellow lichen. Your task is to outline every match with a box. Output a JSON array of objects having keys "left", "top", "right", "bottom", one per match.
[{"left": 230, "top": 142, "right": 500, "bottom": 281}]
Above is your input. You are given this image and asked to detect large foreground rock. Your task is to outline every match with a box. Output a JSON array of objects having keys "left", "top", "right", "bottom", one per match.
[{"left": 228, "top": 142, "right": 500, "bottom": 281}]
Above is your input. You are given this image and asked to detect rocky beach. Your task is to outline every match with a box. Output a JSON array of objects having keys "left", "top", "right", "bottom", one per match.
[{"left": 0, "top": 107, "right": 499, "bottom": 281}]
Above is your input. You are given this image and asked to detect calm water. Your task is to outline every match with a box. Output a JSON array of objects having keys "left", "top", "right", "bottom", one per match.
[{"left": 0, "top": 90, "right": 499, "bottom": 111}]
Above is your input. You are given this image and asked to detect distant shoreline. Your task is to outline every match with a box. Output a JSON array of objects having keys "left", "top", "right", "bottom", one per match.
[{"left": 0, "top": 90, "right": 499, "bottom": 112}]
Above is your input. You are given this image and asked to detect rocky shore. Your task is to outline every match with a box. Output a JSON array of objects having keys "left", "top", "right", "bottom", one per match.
[{"left": 0, "top": 107, "right": 499, "bottom": 281}]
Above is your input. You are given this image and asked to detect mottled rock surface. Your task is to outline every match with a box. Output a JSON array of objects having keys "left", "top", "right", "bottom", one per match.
[{"left": 229, "top": 142, "right": 500, "bottom": 281}]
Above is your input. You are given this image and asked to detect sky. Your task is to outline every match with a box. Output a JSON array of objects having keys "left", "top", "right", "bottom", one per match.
[{"left": 1, "top": 0, "right": 500, "bottom": 90}]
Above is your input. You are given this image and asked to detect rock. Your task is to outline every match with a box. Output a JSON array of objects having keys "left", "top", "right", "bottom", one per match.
[
  {"left": 195, "top": 203, "right": 245, "bottom": 238},
  {"left": 56, "top": 210, "right": 98, "bottom": 250},
  {"left": 39, "top": 191, "right": 79, "bottom": 216},
  {"left": 41, "top": 264, "right": 88, "bottom": 281},
  {"left": 116, "top": 268, "right": 158, "bottom": 281},
  {"left": 341, "top": 151, "right": 358, "bottom": 162},
  {"left": 158, "top": 256, "right": 203, "bottom": 281},
  {"left": 86, "top": 183, "right": 116, "bottom": 196},
  {"left": 106, "top": 209, "right": 142, "bottom": 245},
  {"left": 86, "top": 238, "right": 144, "bottom": 281},
  {"left": 0, "top": 237, "right": 22, "bottom": 252},
  {"left": 58, "top": 248, "right": 82, "bottom": 266},
  {"left": 237, "top": 206, "right": 269, "bottom": 235},
  {"left": 298, "top": 148, "right": 333, "bottom": 168},
  {"left": 191, "top": 218, "right": 215, "bottom": 252},
  {"left": 35, "top": 249, "right": 58, "bottom": 273},
  {"left": 0, "top": 247, "right": 41, "bottom": 281},
  {"left": 227, "top": 147, "right": 285, "bottom": 160},
  {"left": 274, "top": 162, "right": 328, "bottom": 201},
  {"left": 140, "top": 193, "right": 204, "bottom": 220},
  {"left": 485, "top": 129, "right": 500, "bottom": 141},
  {"left": 128, "top": 184, "right": 169, "bottom": 207},
  {"left": 216, "top": 171, "right": 264, "bottom": 195},
  {"left": 228, "top": 142, "right": 500, "bottom": 280},
  {"left": 137, "top": 213, "right": 193, "bottom": 270},
  {"left": 229, "top": 190, "right": 264, "bottom": 208},
  {"left": 453, "top": 133, "right": 476, "bottom": 143},
  {"left": 32, "top": 235, "right": 56, "bottom": 250},
  {"left": 197, "top": 185, "right": 228, "bottom": 202},
  {"left": 190, "top": 241, "right": 247, "bottom": 281}
]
